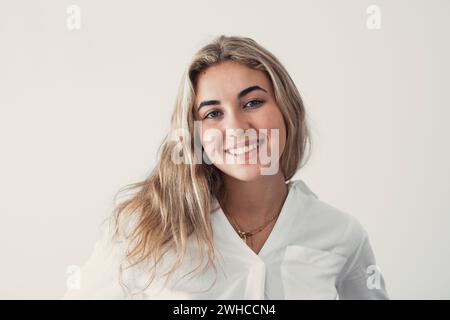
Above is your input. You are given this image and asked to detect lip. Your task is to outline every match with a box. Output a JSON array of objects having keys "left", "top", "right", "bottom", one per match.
[
  {"left": 224, "top": 137, "right": 265, "bottom": 158},
  {"left": 225, "top": 137, "right": 265, "bottom": 153}
]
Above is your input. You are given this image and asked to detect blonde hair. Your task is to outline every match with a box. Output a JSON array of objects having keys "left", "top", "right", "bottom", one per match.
[{"left": 110, "top": 35, "right": 312, "bottom": 296}]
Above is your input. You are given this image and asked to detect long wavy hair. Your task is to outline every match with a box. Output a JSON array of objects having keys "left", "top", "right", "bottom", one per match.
[{"left": 109, "top": 35, "right": 313, "bottom": 297}]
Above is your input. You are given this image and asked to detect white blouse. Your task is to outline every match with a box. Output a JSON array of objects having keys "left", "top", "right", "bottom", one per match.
[{"left": 63, "top": 179, "right": 389, "bottom": 300}]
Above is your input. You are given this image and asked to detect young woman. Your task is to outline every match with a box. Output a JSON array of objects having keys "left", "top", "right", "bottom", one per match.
[{"left": 63, "top": 35, "right": 389, "bottom": 300}]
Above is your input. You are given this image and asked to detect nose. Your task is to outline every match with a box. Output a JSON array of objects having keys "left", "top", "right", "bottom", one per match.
[{"left": 223, "top": 108, "right": 255, "bottom": 145}]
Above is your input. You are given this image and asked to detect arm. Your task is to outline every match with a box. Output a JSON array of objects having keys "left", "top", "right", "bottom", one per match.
[
  {"left": 336, "top": 222, "right": 389, "bottom": 300},
  {"left": 62, "top": 222, "right": 130, "bottom": 299}
]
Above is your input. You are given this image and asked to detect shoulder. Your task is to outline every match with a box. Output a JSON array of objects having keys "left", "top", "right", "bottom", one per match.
[
  {"left": 62, "top": 218, "right": 134, "bottom": 299},
  {"left": 288, "top": 179, "right": 368, "bottom": 257}
]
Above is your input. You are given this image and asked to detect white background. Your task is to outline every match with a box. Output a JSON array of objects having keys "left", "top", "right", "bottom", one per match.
[{"left": 0, "top": 0, "right": 449, "bottom": 299}]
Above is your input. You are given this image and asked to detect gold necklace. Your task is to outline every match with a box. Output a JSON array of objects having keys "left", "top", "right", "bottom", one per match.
[{"left": 222, "top": 203, "right": 281, "bottom": 245}]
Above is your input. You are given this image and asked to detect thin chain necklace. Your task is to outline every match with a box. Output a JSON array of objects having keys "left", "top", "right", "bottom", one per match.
[{"left": 221, "top": 202, "right": 281, "bottom": 246}]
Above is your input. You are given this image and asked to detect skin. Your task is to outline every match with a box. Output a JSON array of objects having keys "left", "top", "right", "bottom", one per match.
[{"left": 194, "top": 60, "right": 289, "bottom": 252}]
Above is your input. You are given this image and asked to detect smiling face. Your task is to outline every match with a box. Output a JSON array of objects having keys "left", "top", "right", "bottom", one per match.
[{"left": 194, "top": 60, "right": 287, "bottom": 181}]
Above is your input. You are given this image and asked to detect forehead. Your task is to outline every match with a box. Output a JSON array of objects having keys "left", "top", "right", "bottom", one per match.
[{"left": 194, "top": 61, "right": 272, "bottom": 102}]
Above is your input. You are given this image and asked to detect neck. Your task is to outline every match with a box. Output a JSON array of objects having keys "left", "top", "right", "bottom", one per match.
[{"left": 221, "top": 171, "right": 289, "bottom": 229}]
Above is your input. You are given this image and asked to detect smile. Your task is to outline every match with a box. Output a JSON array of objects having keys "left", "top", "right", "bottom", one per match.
[{"left": 225, "top": 139, "right": 263, "bottom": 156}]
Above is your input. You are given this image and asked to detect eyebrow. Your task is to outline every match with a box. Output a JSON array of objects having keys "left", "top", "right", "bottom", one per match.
[{"left": 197, "top": 85, "right": 267, "bottom": 111}]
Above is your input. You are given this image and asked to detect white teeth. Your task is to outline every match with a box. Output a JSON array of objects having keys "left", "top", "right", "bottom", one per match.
[{"left": 227, "top": 142, "right": 258, "bottom": 156}]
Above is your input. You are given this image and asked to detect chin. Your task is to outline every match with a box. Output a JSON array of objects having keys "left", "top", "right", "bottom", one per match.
[{"left": 219, "top": 165, "right": 266, "bottom": 182}]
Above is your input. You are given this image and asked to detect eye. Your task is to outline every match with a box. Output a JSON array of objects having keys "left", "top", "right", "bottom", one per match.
[
  {"left": 204, "top": 110, "right": 222, "bottom": 119},
  {"left": 244, "top": 99, "right": 264, "bottom": 109}
]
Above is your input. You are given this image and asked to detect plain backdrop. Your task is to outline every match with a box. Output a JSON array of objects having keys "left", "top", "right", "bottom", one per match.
[{"left": 0, "top": 0, "right": 449, "bottom": 299}]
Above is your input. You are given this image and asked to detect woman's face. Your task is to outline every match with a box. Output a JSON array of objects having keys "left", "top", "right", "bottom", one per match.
[{"left": 194, "top": 60, "right": 286, "bottom": 181}]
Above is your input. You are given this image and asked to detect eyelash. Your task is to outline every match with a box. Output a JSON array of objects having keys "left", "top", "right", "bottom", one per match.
[{"left": 203, "top": 99, "right": 264, "bottom": 120}]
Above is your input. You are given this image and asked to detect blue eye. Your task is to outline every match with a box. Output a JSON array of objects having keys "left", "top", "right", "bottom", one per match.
[
  {"left": 203, "top": 100, "right": 264, "bottom": 120},
  {"left": 244, "top": 99, "right": 264, "bottom": 109},
  {"left": 204, "top": 110, "right": 222, "bottom": 119}
]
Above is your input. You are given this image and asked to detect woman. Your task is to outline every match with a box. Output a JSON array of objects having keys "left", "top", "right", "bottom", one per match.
[{"left": 63, "top": 35, "right": 389, "bottom": 300}]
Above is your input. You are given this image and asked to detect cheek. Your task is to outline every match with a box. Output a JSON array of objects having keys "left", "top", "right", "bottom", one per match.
[
  {"left": 201, "top": 127, "right": 224, "bottom": 157},
  {"left": 261, "top": 109, "right": 287, "bottom": 156},
  {"left": 259, "top": 107, "right": 286, "bottom": 135},
  {"left": 277, "top": 118, "right": 287, "bottom": 148}
]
